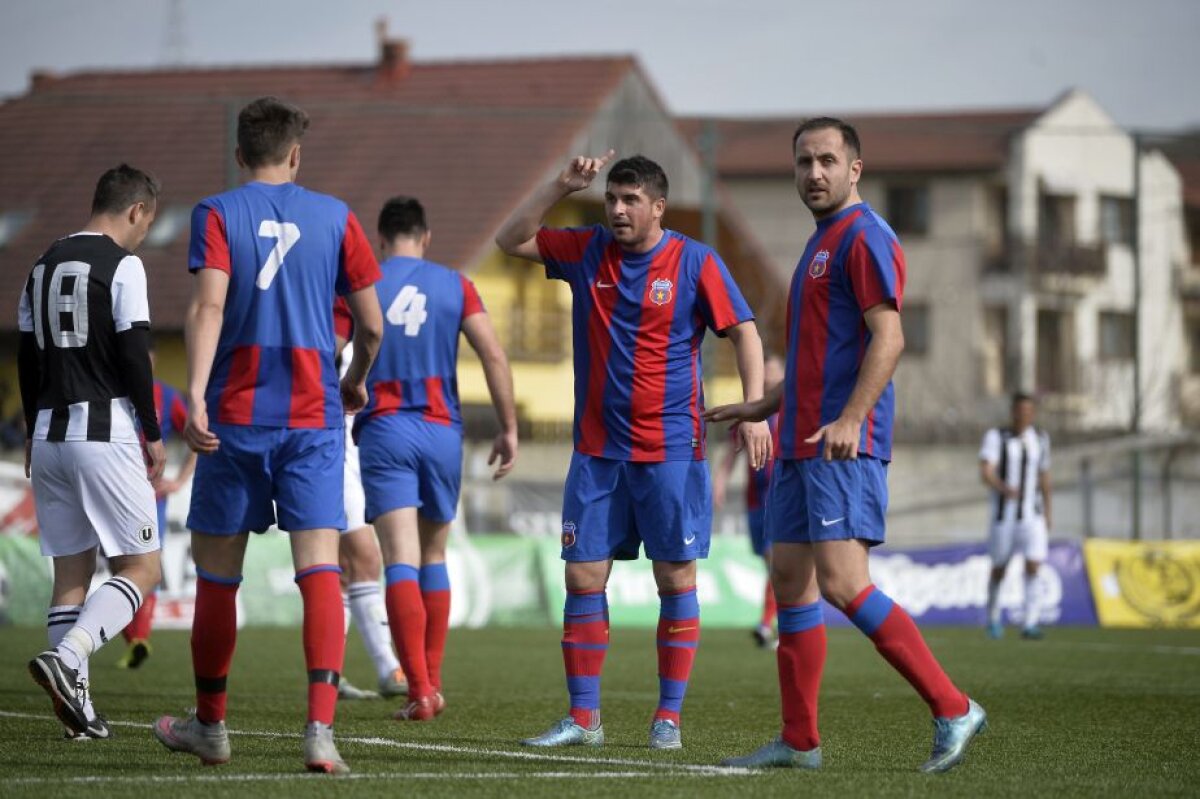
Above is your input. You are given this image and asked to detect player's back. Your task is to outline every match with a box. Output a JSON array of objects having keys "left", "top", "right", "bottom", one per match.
[
  {"left": 358, "top": 256, "right": 482, "bottom": 428},
  {"left": 189, "top": 181, "right": 375, "bottom": 429},
  {"left": 21, "top": 233, "right": 148, "bottom": 443}
]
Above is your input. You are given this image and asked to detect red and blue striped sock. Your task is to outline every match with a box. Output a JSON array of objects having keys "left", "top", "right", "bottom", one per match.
[
  {"left": 845, "top": 585, "right": 968, "bottom": 718},
  {"left": 562, "top": 590, "right": 608, "bottom": 729},
  {"left": 295, "top": 564, "right": 345, "bottom": 726},
  {"left": 776, "top": 601, "right": 825, "bottom": 750},
  {"left": 419, "top": 563, "right": 451, "bottom": 691},
  {"left": 192, "top": 569, "right": 241, "bottom": 725},
  {"left": 655, "top": 586, "right": 700, "bottom": 725},
  {"left": 385, "top": 563, "right": 432, "bottom": 700}
]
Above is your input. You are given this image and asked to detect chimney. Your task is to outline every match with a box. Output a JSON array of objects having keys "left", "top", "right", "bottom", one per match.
[
  {"left": 375, "top": 17, "right": 410, "bottom": 82},
  {"left": 30, "top": 69, "right": 58, "bottom": 92}
]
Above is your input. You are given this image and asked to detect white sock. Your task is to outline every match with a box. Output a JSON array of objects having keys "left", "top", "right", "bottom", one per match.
[
  {"left": 342, "top": 591, "right": 353, "bottom": 637},
  {"left": 348, "top": 581, "right": 400, "bottom": 681},
  {"left": 986, "top": 577, "right": 1002, "bottom": 626},
  {"left": 57, "top": 576, "right": 141, "bottom": 671},
  {"left": 48, "top": 605, "right": 94, "bottom": 720},
  {"left": 1023, "top": 570, "right": 1040, "bottom": 629}
]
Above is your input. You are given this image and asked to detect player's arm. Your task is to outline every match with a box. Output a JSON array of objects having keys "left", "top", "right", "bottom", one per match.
[
  {"left": 184, "top": 268, "right": 229, "bottom": 454},
  {"left": 1039, "top": 435, "right": 1053, "bottom": 528},
  {"left": 712, "top": 432, "right": 740, "bottom": 511},
  {"left": 725, "top": 321, "right": 772, "bottom": 470},
  {"left": 495, "top": 150, "right": 616, "bottom": 262},
  {"left": 978, "top": 431, "right": 1018, "bottom": 499},
  {"left": 462, "top": 311, "right": 518, "bottom": 480},
  {"left": 16, "top": 284, "right": 39, "bottom": 477},
  {"left": 705, "top": 381, "right": 783, "bottom": 425},
  {"left": 808, "top": 302, "right": 903, "bottom": 461},
  {"left": 111, "top": 256, "right": 165, "bottom": 482},
  {"left": 340, "top": 285, "right": 383, "bottom": 414}
]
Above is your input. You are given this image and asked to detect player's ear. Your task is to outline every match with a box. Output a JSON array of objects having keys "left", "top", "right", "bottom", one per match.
[
  {"left": 422, "top": 230, "right": 432, "bottom": 250},
  {"left": 288, "top": 143, "right": 301, "bottom": 170},
  {"left": 234, "top": 147, "right": 247, "bottom": 170},
  {"left": 653, "top": 195, "right": 666, "bottom": 220},
  {"left": 849, "top": 158, "right": 863, "bottom": 185}
]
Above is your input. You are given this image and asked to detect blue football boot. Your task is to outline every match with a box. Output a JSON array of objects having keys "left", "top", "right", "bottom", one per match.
[
  {"left": 721, "top": 737, "right": 822, "bottom": 769},
  {"left": 649, "top": 719, "right": 682, "bottom": 750},
  {"left": 920, "top": 698, "right": 988, "bottom": 773},
  {"left": 521, "top": 717, "right": 604, "bottom": 747}
]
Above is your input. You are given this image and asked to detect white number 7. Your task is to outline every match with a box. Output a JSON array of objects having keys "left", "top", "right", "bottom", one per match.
[{"left": 256, "top": 220, "right": 301, "bottom": 290}]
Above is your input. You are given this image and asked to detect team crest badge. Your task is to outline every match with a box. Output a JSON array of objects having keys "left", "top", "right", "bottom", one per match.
[
  {"left": 561, "top": 521, "right": 577, "bottom": 549},
  {"left": 139, "top": 524, "right": 154, "bottom": 543},
  {"left": 808, "top": 250, "right": 830, "bottom": 278},
  {"left": 649, "top": 278, "right": 673, "bottom": 306}
]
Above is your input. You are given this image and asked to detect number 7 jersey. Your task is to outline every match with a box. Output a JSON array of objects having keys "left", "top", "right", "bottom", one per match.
[{"left": 189, "top": 181, "right": 380, "bottom": 429}]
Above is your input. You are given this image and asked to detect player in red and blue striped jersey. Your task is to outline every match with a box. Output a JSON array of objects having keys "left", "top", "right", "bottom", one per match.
[
  {"left": 153, "top": 97, "right": 383, "bottom": 775},
  {"left": 118, "top": 352, "right": 197, "bottom": 670},
  {"left": 712, "top": 354, "right": 784, "bottom": 648},
  {"left": 710, "top": 118, "right": 985, "bottom": 774},
  {"left": 347, "top": 196, "right": 517, "bottom": 723},
  {"left": 497, "top": 152, "right": 772, "bottom": 751}
]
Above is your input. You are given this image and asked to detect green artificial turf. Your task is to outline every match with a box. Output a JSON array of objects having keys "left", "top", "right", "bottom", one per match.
[{"left": 1, "top": 625, "right": 1197, "bottom": 797}]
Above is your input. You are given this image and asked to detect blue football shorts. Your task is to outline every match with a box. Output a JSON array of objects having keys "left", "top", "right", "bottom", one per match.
[
  {"left": 767, "top": 455, "right": 888, "bottom": 546},
  {"left": 188, "top": 423, "right": 346, "bottom": 534},
  {"left": 559, "top": 452, "right": 712, "bottom": 562}
]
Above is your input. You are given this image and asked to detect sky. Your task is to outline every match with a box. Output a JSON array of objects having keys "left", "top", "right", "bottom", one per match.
[{"left": 0, "top": 0, "right": 1197, "bottom": 131}]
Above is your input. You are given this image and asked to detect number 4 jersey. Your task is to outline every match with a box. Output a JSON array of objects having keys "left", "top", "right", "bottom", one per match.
[
  {"left": 347, "top": 255, "right": 485, "bottom": 435},
  {"left": 189, "top": 181, "right": 380, "bottom": 429}
]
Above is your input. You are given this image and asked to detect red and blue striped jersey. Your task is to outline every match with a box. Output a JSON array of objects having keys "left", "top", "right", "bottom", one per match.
[
  {"left": 779, "top": 203, "right": 905, "bottom": 461},
  {"left": 350, "top": 256, "right": 485, "bottom": 432},
  {"left": 153, "top": 380, "right": 188, "bottom": 444},
  {"left": 537, "top": 225, "right": 753, "bottom": 462},
  {"left": 188, "top": 181, "right": 380, "bottom": 429}
]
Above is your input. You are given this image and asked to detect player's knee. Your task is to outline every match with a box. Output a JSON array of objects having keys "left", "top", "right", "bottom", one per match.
[{"left": 816, "top": 575, "right": 861, "bottom": 611}]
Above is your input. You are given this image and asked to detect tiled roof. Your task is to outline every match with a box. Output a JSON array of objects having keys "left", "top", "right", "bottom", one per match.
[
  {"left": 678, "top": 108, "right": 1042, "bottom": 176},
  {"left": 0, "top": 54, "right": 637, "bottom": 328}
]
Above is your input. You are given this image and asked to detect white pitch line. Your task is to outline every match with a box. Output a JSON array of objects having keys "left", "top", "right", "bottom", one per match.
[
  {"left": 4, "top": 771, "right": 721, "bottom": 786},
  {"left": 0, "top": 710, "right": 756, "bottom": 777}
]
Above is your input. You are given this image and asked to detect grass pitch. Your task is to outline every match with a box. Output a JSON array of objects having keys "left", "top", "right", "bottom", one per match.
[{"left": 0, "top": 625, "right": 1197, "bottom": 797}]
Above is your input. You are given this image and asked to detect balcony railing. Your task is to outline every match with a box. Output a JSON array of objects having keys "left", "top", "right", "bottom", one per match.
[{"left": 984, "top": 239, "right": 1107, "bottom": 278}]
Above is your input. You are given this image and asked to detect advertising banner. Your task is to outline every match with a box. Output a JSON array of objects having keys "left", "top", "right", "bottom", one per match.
[{"left": 1083, "top": 539, "right": 1200, "bottom": 628}]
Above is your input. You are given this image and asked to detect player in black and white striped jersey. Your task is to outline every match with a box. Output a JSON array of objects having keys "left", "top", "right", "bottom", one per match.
[
  {"left": 979, "top": 392, "right": 1052, "bottom": 641},
  {"left": 18, "top": 164, "right": 167, "bottom": 738}
]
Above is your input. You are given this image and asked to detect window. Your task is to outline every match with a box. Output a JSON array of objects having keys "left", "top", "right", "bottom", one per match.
[
  {"left": 902, "top": 302, "right": 930, "bottom": 356},
  {"left": 1038, "top": 191, "right": 1076, "bottom": 249},
  {"left": 885, "top": 184, "right": 930, "bottom": 236},
  {"left": 1100, "top": 195, "right": 1134, "bottom": 247},
  {"left": 143, "top": 205, "right": 191, "bottom": 248},
  {"left": 1098, "top": 311, "right": 1135, "bottom": 361},
  {"left": 504, "top": 256, "right": 567, "bottom": 361},
  {"left": 1036, "top": 308, "right": 1077, "bottom": 393},
  {"left": 0, "top": 209, "right": 33, "bottom": 248}
]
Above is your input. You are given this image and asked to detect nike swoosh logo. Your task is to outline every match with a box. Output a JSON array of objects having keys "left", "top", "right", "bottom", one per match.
[
  {"left": 683, "top": 534, "right": 696, "bottom": 545},
  {"left": 595, "top": 281, "right": 616, "bottom": 288},
  {"left": 667, "top": 626, "right": 696, "bottom": 634},
  {"left": 820, "top": 517, "right": 844, "bottom": 527}
]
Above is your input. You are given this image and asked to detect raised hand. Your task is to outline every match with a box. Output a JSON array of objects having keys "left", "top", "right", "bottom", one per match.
[{"left": 558, "top": 149, "right": 617, "bottom": 193}]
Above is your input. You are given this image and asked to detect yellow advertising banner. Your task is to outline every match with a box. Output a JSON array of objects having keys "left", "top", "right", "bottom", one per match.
[{"left": 1083, "top": 540, "right": 1200, "bottom": 628}]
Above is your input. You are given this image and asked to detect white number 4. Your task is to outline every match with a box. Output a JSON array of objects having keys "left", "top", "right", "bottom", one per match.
[
  {"left": 256, "top": 220, "right": 301, "bottom": 290},
  {"left": 386, "top": 285, "right": 428, "bottom": 336}
]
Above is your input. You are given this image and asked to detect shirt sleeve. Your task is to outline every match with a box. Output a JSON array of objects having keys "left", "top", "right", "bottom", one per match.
[
  {"left": 336, "top": 212, "right": 381, "bottom": 295},
  {"left": 535, "top": 226, "right": 598, "bottom": 282},
  {"left": 332, "top": 296, "right": 353, "bottom": 341},
  {"left": 17, "top": 278, "right": 33, "bottom": 332},
  {"left": 460, "top": 275, "right": 486, "bottom": 322},
  {"left": 846, "top": 226, "right": 905, "bottom": 312},
  {"left": 112, "top": 255, "right": 151, "bottom": 332},
  {"left": 979, "top": 429, "right": 1001, "bottom": 464},
  {"left": 696, "top": 251, "right": 754, "bottom": 335},
  {"left": 187, "top": 202, "right": 231, "bottom": 274}
]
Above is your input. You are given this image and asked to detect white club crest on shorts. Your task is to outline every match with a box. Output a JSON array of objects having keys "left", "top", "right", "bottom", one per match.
[
  {"left": 808, "top": 250, "right": 830, "bottom": 279},
  {"left": 561, "top": 521, "right": 577, "bottom": 549}
]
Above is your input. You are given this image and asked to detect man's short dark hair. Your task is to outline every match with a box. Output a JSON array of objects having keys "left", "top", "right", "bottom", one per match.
[
  {"left": 606, "top": 155, "right": 669, "bottom": 200},
  {"left": 91, "top": 164, "right": 160, "bottom": 215},
  {"left": 792, "top": 117, "right": 862, "bottom": 160},
  {"left": 378, "top": 196, "right": 428, "bottom": 241},
  {"left": 1012, "top": 391, "right": 1036, "bottom": 406},
  {"left": 237, "top": 96, "right": 310, "bottom": 169}
]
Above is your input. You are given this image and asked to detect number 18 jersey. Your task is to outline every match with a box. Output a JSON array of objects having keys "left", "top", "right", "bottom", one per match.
[{"left": 188, "top": 181, "right": 380, "bottom": 429}]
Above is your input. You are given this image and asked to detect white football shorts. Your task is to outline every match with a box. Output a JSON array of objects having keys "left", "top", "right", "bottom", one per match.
[
  {"left": 32, "top": 439, "right": 159, "bottom": 558},
  {"left": 988, "top": 517, "right": 1048, "bottom": 566},
  {"left": 343, "top": 425, "right": 367, "bottom": 531}
]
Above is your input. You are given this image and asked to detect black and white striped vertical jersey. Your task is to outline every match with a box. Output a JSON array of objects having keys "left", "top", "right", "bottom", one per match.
[
  {"left": 17, "top": 232, "right": 151, "bottom": 443},
  {"left": 979, "top": 426, "right": 1051, "bottom": 524}
]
